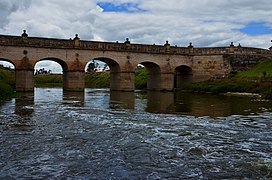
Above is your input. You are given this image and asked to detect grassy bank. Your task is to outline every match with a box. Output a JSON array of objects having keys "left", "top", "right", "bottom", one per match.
[
  {"left": 34, "top": 74, "right": 63, "bottom": 87},
  {"left": 85, "top": 72, "right": 110, "bottom": 88},
  {"left": 182, "top": 60, "right": 272, "bottom": 99},
  {"left": 0, "top": 67, "right": 16, "bottom": 99},
  {"left": 85, "top": 68, "right": 148, "bottom": 88},
  {"left": 34, "top": 68, "right": 148, "bottom": 89}
]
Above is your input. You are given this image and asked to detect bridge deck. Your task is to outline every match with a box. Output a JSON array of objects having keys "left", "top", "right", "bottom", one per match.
[{"left": 0, "top": 34, "right": 271, "bottom": 56}]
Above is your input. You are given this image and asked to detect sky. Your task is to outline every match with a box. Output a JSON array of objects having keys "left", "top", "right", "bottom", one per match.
[{"left": 0, "top": 0, "right": 272, "bottom": 73}]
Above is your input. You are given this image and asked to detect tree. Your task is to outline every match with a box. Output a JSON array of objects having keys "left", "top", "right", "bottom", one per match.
[
  {"left": 103, "top": 63, "right": 109, "bottom": 71},
  {"left": 87, "top": 60, "right": 99, "bottom": 72}
]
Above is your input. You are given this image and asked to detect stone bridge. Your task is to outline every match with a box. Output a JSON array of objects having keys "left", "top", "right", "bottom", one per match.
[{"left": 0, "top": 30, "right": 271, "bottom": 92}]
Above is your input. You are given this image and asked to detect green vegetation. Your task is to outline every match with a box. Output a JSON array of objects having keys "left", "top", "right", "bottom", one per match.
[
  {"left": 85, "top": 68, "right": 148, "bottom": 89},
  {"left": 236, "top": 60, "right": 272, "bottom": 79},
  {"left": 85, "top": 72, "right": 110, "bottom": 88},
  {"left": 0, "top": 67, "right": 16, "bottom": 100},
  {"left": 29, "top": 60, "right": 272, "bottom": 99},
  {"left": 34, "top": 74, "right": 63, "bottom": 87},
  {"left": 182, "top": 60, "right": 272, "bottom": 99},
  {"left": 135, "top": 68, "right": 147, "bottom": 89},
  {"left": 33, "top": 68, "right": 148, "bottom": 89}
]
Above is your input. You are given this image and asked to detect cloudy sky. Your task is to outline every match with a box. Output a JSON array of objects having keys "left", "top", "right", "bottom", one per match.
[{"left": 1, "top": 0, "right": 272, "bottom": 72}]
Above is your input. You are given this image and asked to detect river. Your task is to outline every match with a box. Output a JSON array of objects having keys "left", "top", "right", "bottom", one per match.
[{"left": 0, "top": 88, "right": 271, "bottom": 179}]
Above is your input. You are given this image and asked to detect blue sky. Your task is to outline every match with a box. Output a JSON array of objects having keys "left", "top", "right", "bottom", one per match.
[
  {"left": 240, "top": 22, "right": 272, "bottom": 36},
  {"left": 97, "top": 2, "right": 144, "bottom": 13}
]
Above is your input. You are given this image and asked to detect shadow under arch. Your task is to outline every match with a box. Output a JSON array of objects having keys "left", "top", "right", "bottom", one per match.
[
  {"left": 88, "top": 57, "right": 121, "bottom": 90},
  {"left": 137, "top": 61, "right": 161, "bottom": 91},
  {"left": 175, "top": 65, "right": 193, "bottom": 89}
]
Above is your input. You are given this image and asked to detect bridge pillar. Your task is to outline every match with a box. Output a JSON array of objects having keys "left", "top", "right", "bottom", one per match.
[
  {"left": 16, "top": 56, "right": 34, "bottom": 92},
  {"left": 15, "top": 69, "right": 34, "bottom": 92},
  {"left": 147, "top": 72, "right": 161, "bottom": 91},
  {"left": 160, "top": 73, "right": 174, "bottom": 91},
  {"left": 110, "top": 72, "right": 135, "bottom": 91},
  {"left": 63, "top": 71, "right": 85, "bottom": 91}
]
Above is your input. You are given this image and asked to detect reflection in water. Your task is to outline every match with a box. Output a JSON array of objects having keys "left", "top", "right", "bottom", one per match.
[
  {"left": 63, "top": 91, "right": 85, "bottom": 107},
  {"left": 145, "top": 91, "right": 175, "bottom": 113},
  {"left": 136, "top": 91, "right": 272, "bottom": 117},
  {"left": 10, "top": 92, "right": 35, "bottom": 131},
  {"left": 15, "top": 92, "right": 34, "bottom": 117},
  {"left": 13, "top": 89, "right": 271, "bottom": 117},
  {"left": 10, "top": 89, "right": 272, "bottom": 118},
  {"left": 173, "top": 92, "right": 272, "bottom": 117},
  {"left": 110, "top": 91, "right": 135, "bottom": 110},
  {"left": 1, "top": 88, "right": 272, "bottom": 179}
]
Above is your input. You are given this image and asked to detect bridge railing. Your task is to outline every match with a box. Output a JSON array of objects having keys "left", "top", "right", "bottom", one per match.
[
  {"left": 0, "top": 35, "right": 74, "bottom": 48},
  {"left": 0, "top": 34, "right": 271, "bottom": 56}
]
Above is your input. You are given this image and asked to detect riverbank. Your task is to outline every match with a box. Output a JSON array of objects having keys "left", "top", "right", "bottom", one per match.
[
  {"left": 0, "top": 67, "right": 15, "bottom": 100},
  {"left": 182, "top": 60, "right": 272, "bottom": 99},
  {"left": 34, "top": 68, "right": 148, "bottom": 89},
  {"left": 2, "top": 60, "right": 272, "bottom": 99}
]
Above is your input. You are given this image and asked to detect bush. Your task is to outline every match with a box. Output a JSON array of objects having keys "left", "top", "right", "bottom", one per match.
[
  {"left": 85, "top": 72, "right": 110, "bottom": 88},
  {"left": 0, "top": 67, "right": 15, "bottom": 99},
  {"left": 135, "top": 68, "right": 147, "bottom": 89},
  {"left": 263, "top": 89, "right": 272, "bottom": 100}
]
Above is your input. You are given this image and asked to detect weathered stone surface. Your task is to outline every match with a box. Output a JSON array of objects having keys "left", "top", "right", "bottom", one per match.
[{"left": 0, "top": 34, "right": 271, "bottom": 91}]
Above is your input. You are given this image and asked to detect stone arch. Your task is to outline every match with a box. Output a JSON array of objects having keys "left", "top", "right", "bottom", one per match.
[
  {"left": 175, "top": 65, "right": 193, "bottom": 89},
  {"left": 34, "top": 57, "right": 68, "bottom": 89},
  {"left": 137, "top": 61, "right": 161, "bottom": 90},
  {"left": 36, "top": 57, "right": 68, "bottom": 72},
  {"left": 87, "top": 57, "right": 122, "bottom": 90},
  {"left": 92, "top": 57, "right": 120, "bottom": 72}
]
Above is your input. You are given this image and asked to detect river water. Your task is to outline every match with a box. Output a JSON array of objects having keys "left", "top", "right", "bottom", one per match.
[{"left": 0, "top": 88, "right": 272, "bottom": 179}]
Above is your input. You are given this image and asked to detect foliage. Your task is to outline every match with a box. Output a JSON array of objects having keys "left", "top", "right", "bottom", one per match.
[
  {"left": 86, "top": 60, "right": 99, "bottom": 72},
  {"left": 85, "top": 72, "right": 110, "bottom": 88},
  {"left": 182, "top": 59, "right": 272, "bottom": 99},
  {"left": 135, "top": 68, "right": 147, "bottom": 89},
  {"left": 85, "top": 68, "right": 148, "bottom": 89},
  {"left": 236, "top": 60, "right": 272, "bottom": 79},
  {"left": 183, "top": 80, "right": 252, "bottom": 95},
  {"left": 0, "top": 67, "right": 15, "bottom": 99},
  {"left": 34, "top": 74, "right": 63, "bottom": 87}
]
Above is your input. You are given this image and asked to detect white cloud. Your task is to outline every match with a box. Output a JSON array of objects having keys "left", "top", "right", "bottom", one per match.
[{"left": 0, "top": 0, "right": 271, "bottom": 48}]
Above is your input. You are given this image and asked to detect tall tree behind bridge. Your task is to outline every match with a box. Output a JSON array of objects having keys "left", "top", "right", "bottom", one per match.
[{"left": 87, "top": 60, "right": 99, "bottom": 72}]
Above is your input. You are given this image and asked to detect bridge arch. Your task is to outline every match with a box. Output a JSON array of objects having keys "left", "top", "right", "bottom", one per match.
[
  {"left": 86, "top": 57, "right": 122, "bottom": 90},
  {"left": 92, "top": 57, "right": 120, "bottom": 72},
  {"left": 137, "top": 61, "right": 161, "bottom": 90},
  {"left": 36, "top": 57, "right": 68, "bottom": 72},
  {"left": 34, "top": 57, "right": 69, "bottom": 90},
  {"left": 175, "top": 65, "right": 193, "bottom": 89}
]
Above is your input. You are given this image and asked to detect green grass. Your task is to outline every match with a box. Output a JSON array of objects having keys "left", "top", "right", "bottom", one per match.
[
  {"left": 34, "top": 74, "right": 63, "bottom": 84},
  {"left": 182, "top": 59, "right": 272, "bottom": 98},
  {"left": 135, "top": 68, "right": 147, "bottom": 89},
  {"left": 85, "top": 68, "right": 148, "bottom": 89},
  {"left": 0, "top": 67, "right": 16, "bottom": 99},
  {"left": 85, "top": 72, "right": 110, "bottom": 88},
  {"left": 236, "top": 60, "right": 272, "bottom": 79}
]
